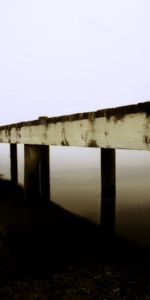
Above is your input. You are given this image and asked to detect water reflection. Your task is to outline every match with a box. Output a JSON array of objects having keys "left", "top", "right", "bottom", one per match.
[{"left": 116, "top": 150, "right": 150, "bottom": 246}]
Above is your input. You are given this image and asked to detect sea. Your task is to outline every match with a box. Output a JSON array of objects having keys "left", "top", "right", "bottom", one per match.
[{"left": 0, "top": 144, "right": 150, "bottom": 247}]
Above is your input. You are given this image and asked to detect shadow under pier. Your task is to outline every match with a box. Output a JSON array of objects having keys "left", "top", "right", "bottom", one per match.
[{"left": 0, "top": 178, "right": 149, "bottom": 272}]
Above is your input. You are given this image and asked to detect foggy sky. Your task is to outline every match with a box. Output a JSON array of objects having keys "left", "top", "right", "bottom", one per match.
[{"left": 0, "top": 1, "right": 150, "bottom": 124}]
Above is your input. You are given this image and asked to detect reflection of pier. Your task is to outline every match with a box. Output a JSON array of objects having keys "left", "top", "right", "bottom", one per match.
[{"left": 0, "top": 101, "right": 150, "bottom": 236}]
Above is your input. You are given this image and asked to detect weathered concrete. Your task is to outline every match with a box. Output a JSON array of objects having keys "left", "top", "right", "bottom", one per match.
[{"left": 0, "top": 101, "right": 150, "bottom": 150}]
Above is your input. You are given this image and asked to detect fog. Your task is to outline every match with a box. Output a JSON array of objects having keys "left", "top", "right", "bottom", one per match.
[{"left": 0, "top": 1, "right": 150, "bottom": 124}]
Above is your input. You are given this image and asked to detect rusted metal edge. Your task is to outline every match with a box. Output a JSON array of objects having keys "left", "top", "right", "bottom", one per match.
[{"left": 0, "top": 101, "right": 150, "bottom": 130}]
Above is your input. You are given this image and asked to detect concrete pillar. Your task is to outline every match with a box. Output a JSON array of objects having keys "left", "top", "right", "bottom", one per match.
[
  {"left": 10, "top": 144, "right": 18, "bottom": 185},
  {"left": 39, "top": 145, "right": 50, "bottom": 203},
  {"left": 24, "top": 144, "right": 50, "bottom": 229},
  {"left": 101, "top": 148, "right": 116, "bottom": 236},
  {"left": 24, "top": 144, "right": 50, "bottom": 202},
  {"left": 24, "top": 145, "right": 40, "bottom": 203}
]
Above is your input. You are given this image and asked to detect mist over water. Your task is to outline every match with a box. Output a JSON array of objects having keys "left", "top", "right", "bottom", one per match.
[
  {"left": 0, "top": 145, "right": 150, "bottom": 247},
  {"left": 116, "top": 150, "right": 150, "bottom": 246}
]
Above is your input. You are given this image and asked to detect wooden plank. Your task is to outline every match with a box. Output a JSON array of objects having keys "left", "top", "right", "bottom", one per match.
[
  {"left": 10, "top": 144, "right": 18, "bottom": 185},
  {"left": 100, "top": 148, "right": 116, "bottom": 236},
  {"left": 0, "top": 102, "right": 150, "bottom": 150}
]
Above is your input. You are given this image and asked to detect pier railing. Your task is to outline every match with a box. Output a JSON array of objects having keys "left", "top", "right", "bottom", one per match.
[{"left": 1, "top": 101, "right": 150, "bottom": 235}]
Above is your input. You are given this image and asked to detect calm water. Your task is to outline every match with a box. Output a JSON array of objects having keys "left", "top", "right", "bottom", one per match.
[{"left": 0, "top": 145, "right": 150, "bottom": 247}]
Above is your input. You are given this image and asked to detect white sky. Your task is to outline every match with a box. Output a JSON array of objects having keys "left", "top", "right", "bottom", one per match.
[{"left": 0, "top": 0, "right": 150, "bottom": 124}]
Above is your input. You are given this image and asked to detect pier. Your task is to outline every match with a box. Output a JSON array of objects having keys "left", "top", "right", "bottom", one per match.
[{"left": 1, "top": 101, "right": 150, "bottom": 236}]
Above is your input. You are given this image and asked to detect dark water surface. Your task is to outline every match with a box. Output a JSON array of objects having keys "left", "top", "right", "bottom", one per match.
[{"left": 0, "top": 145, "right": 150, "bottom": 247}]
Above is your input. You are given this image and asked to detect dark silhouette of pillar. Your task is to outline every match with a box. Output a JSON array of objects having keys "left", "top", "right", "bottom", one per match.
[
  {"left": 24, "top": 144, "right": 50, "bottom": 229},
  {"left": 24, "top": 145, "right": 40, "bottom": 203},
  {"left": 10, "top": 144, "right": 18, "bottom": 185},
  {"left": 24, "top": 144, "right": 50, "bottom": 203},
  {"left": 101, "top": 148, "right": 116, "bottom": 236},
  {"left": 39, "top": 145, "right": 50, "bottom": 203}
]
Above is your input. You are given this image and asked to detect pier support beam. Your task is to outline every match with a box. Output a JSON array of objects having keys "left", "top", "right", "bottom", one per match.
[
  {"left": 100, "top": 148, "right": 116, "bottom": 236},
  {"left": 24, "top": 144, "right": 50, "bottom": 228},
  {"left": 24, "top": 144, "right": 50, "bottom": 203},
  {"left": 24, "top": 145, "right": 40, "bottom": 203},
  {"left": 10, "top": 144, "right": 18, "bottom": 185},
  {"left": 39, "top": 145, "right": 50, "bottom": 203}
]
